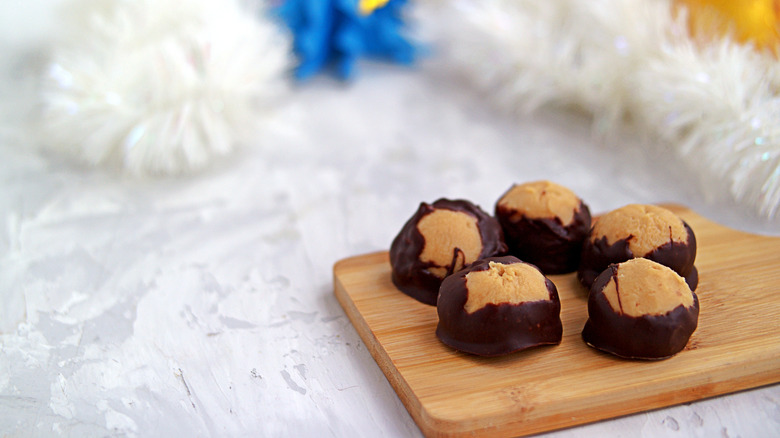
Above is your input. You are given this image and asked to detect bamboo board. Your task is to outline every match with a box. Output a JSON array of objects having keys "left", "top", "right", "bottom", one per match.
[{"left": 333, "top": 205, "right": 780, "bottom": 437}]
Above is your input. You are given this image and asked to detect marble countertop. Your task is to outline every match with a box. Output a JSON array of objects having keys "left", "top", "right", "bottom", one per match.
[{"left": 1, "top": 5, "right": 779, "bottom": 436}]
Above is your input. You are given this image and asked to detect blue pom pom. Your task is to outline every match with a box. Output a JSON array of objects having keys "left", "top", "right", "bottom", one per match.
[{"left": 274, "top": 0, "right": 416, "bottom": 80}]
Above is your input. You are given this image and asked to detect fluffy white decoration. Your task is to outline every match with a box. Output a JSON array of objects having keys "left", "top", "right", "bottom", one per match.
[
  {"left": 39, "top": 0, "right": 291, "bottom": 175},
  {"left": 419, "top": 0, "right": 780, "bottom": 218}
]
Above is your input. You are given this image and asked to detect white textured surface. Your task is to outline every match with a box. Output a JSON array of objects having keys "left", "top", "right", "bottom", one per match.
[{"left": 1, "top": 5, "right": 780, "bottom": 437}]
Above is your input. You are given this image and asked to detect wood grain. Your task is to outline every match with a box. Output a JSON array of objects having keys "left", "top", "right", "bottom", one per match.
[{"left": 333, "top": 205, "right": 780, "bottom": 437}]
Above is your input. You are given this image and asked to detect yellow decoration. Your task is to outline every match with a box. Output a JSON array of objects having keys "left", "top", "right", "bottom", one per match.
[
  {"left": 359, "top": 0, "right": 390, "bottom": 16},
  {"left": 674, "top": 0, "right": 780, "bottom": 52}
]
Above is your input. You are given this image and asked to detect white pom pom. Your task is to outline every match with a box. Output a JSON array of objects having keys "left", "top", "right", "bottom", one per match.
[
  {"left": 39, "top": 0, "right": 291, "bottom": 175},
  {"left": 421, "top": 0, "right": 780, "bottom": 218}
]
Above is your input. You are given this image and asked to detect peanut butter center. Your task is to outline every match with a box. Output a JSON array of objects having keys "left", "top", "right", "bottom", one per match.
[
  {"left": 591, "top": 204, "right": 687, "bottom": 257},
  {"left": 602, "top": 258, "right": 694, "bottom": 317},
  {"left": 464, "top": 261, "right": 550, "bottom": 314},
  {"left": 497, "top": 180, "right": 580, "bottom": 225},
  {"left": 418, "top": 209, "right": 483, "bottom": 278}
]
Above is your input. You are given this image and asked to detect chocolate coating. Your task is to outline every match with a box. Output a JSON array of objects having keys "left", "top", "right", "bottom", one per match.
[
  {"left": 578, "top": 220, "right": 698, "bottom": 291},
  {"left": 582, "top": 264, "right": 700, "bottom": 360},
  {"left": 496, "top": 199, "right": 591, "bottom": 274},
  {"left": 390, "top": 199, "right": 507, "bottom": 305},
  {"left": 436, "top": 256, "right": 563, "bottom": 356}
]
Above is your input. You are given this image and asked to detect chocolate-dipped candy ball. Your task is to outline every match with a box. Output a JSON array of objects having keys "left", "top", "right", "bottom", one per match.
[
  {"left": 436, "top": 256, "right": 563, "bottom": 356},
  {"left": 578, "top": 204, "right": 698, "bottom": 290},
  {"left": 495, "top": 181, "right": 591, "bottom": 274},
  {"left": 582, "top": 258, "right": 699, "bottom": 360},
  {"left": 390, "top": 199, "right": 507, "bottom": 305}
]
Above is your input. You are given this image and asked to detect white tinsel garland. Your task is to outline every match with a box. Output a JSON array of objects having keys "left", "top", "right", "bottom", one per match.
[
  {"left": 39, "top": 0, "right": 291, "bottom": 175},
  {"left": 419, "top": 0, "right": 780, "bottom": 218}
]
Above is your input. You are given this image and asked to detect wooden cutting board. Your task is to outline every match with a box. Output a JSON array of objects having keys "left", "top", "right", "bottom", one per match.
[{"left": 333, "top": 204, "right": 780, "bottom": 437}]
